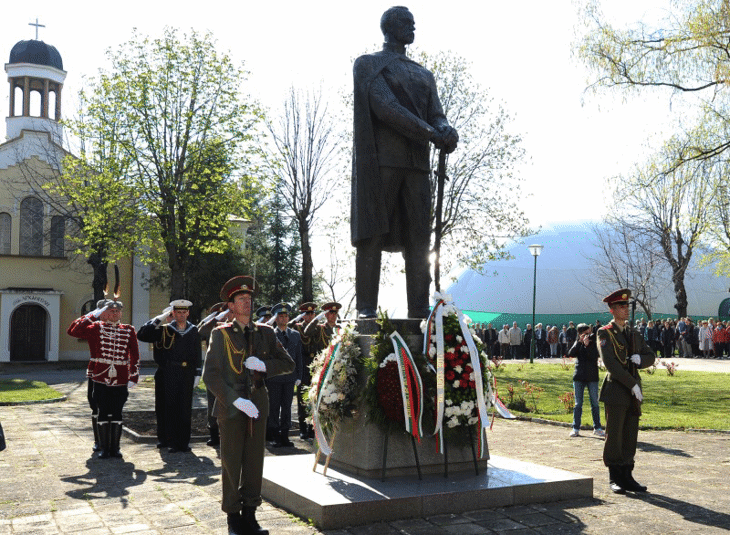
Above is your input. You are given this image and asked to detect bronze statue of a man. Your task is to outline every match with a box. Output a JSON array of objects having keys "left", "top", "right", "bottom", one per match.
[{"left": 352, "top": 6, "right": 458, "bottom": 319}]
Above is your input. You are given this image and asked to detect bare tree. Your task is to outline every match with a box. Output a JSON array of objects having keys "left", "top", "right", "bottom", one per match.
[
  {"left": 589, "top": 219, "right": 664, "bottom": 318},
  {"left": 265, "top": 86, "right": 344, "bottom": 302},
  {"left": 612, "top": 150, "right": 716, "bottom": 318}
]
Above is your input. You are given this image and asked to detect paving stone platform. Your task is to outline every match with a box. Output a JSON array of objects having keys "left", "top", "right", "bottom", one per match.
[{"left": 0, "top": 361, "right": 728, "bottom": 534}]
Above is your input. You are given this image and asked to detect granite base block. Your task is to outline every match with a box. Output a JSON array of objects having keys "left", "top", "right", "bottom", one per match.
[{"left": 262, "top": 453, "right": 592, "bottom": 529}]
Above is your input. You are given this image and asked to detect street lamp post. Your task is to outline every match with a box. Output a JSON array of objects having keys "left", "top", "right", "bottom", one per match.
[{"left": 528, "top": 244, "right": 543, "bottom": 364}]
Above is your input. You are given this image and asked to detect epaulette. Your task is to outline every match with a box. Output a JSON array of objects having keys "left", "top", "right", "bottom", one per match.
[{"left": 213, "top": 322, "right": 233, "bottom": 331}]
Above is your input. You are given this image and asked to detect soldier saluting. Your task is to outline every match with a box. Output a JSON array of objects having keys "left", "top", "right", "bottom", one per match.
[{"left": 597, "top": 288, "right": 655, "bottom": 494}]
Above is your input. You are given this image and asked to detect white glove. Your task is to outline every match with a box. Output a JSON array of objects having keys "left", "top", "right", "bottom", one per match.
[
  {"left": 193, "top": 376, "right": 200, "bottom": 389},
  {"left": 290, "top": 312, "right": 305, "bottom": 324},
  {"left": 631, "top": 384, "right": 643, "bottom": 402},
  {"left": 153, "top": 307, "right": 173, "bottom": 324},
  {"left": 630, "top": 354, "right": 641, "bottom": 365},
  {"left": 87, "top": 305, "right": 108, "bottom": 319},
  {"left": 295, "top": 379, "right": 301, "bottom": 387},
  {"left": 244, "top": 356, "right": 266, "bottom": 372},
  {"left": 127, "top": 381, "right": 137, "bottom": 390},
  {"left": 233, "top": 397, "right": 259, "bottom": 418},
  {"left": 314, "top": 310, "right": 327, "bottom": 322},
  {"left": 215, "top": 309, "right": 230, "bottom": 321}
]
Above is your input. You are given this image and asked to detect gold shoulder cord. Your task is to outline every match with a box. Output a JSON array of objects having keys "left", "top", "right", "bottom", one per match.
[
  {"left": 155, "top": 328, "right": 175, "bottom": 350},
  {"left": 220, "top": 328, "right": 247, "bottom": 374},
  {"left": 602, "top": 328, "right": 627, "bottom": 365}
]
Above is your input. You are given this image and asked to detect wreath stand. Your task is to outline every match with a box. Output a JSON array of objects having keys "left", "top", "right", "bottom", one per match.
[
  {"left": 312, "top": 429, "right": 337, "bottom": 477},
  {"left": 443, "top": 425, "right": 483, "bottom": 478},
  {"left": 381, "top": 422, "right": 422, "bottom": 482}
]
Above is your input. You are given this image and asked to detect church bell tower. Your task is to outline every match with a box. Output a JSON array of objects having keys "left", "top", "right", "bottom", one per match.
[{"left": 5, "top": 21, "right": 66, "bottom": 143}]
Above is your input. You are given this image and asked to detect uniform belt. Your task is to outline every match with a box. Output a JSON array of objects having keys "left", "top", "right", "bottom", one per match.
[{"left": 169, "top": 361, "right": 189, "bottom": 367}]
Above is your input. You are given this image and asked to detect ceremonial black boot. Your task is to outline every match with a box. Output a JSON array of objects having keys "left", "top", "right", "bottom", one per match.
[
  {"left": 96, "top": 423, "right": 110, "bottom": 459},
  {"left": 207, "top": 427, "right": 220, "bottom": 447},
  {"left": 608, "top": 466, "right": 626, "bottom": 494},
  {"left": 622, "top": 465, "right": 647, "bottom": 492},
  {"left": 91, "top": 415, "right": 101, "bottom": 452},
  {"left": 109, "top": 422, "right": 123, "bottom": 458},
  {"left": 280, "top": 429, "right": 294, "bottom": 448},
  {"left": 242, "top": 506, "right": 268, "bottom": 535},
  {"left": 227, "top": 512, "right": 245, "bottom": 535}
]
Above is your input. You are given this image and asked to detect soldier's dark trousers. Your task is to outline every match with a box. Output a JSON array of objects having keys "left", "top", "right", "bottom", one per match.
[
  {"left": 267, "top": 381, "right": 295, "bottom": 436},
  {"left": 603, "top": 402, "right": 639, "bottom": 467}
]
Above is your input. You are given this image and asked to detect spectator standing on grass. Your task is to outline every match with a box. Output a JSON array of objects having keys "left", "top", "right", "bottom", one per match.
[
  {"left": 699, "top": 320, "right": 713, "bottom": 358},
  {"left": 559, "top": 325, "right": 569, "bottom": 357},
  {"left": 498, "top": 324, "right": 510, "bottom": 358},
  {"left": 660, "top": 320, "right": 674, "bottom": 359},
  {"left": 568, "top": 323, "right": 604, "bottom": 438},
  {"left": 508, "top": 322, "right": 522, "bottom": 359},
  {"left": 548, "top": 325, "right": 559, "bottom": 358}
]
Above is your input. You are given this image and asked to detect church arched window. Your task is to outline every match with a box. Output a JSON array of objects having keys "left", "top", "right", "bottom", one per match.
[
  {"left": 20, "top": 197, "right": 43, "bottom": 256},
  {"left": 0, "top": 212, "right": 11, "bottom": 254},
  {"left": 50, "top": 215, "right": 65, "bottom": 257}
]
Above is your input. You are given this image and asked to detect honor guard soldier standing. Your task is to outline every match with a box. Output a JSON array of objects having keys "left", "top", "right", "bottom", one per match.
[
  {"left": 68, "top": 299, "right": 139, "bottom": 459},
  {"left": 138, "top": 299, "right": 202, "bottom": 453},
  {"left": 597, "top": 288, "right": 655, "bottom": 494},
  {"left": 293, "top": 302, "right": 319, "bottom": 439},
  {"left": 266, "top": 302, "right": 303, "bottom": 447},
  {"left": 203, "top": 276, "right": 294, "bottom": 535},
  {"left": 197, "top": 302, "right": 231, "bottom": 447}
]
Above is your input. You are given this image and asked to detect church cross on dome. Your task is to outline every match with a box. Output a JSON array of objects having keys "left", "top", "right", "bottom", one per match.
[{"left": 29, "top": 18, "right": 45, "bottom": 40}]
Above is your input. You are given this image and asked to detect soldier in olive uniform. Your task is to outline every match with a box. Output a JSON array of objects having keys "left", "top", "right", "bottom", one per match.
[
  {"left": 597, "top": 288, "right": 655, "bottom": 494},
  {"left": 203, "top": 276, "right": 295, "bottom": 535},
  {"left": 292, "top": 302, "right": 319, "bottom": 439},
  {"left": 302, "top": 301, "right": 342, "bottom": 350}
]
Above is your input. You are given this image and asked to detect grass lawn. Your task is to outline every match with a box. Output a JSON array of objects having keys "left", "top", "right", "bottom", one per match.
[
  {"left": 0, "top": 378, "right": 65, "bottom": 403},
  {"left": 492, "top": 362, "right": 730, "bottom": 431}
]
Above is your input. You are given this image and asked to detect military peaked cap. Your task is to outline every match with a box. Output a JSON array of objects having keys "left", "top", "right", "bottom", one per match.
[
  {"left": 220, "top": 275, "right": 256, "bottom": 302},
  {"left": 271, "top": 302, "right": 293, "bottom": 316},
  {"left": 603, "top": 288, "right": 631, "bottom": 307}
]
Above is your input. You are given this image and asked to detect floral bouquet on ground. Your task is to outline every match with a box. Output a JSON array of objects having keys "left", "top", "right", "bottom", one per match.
[
  {"left": 306, "top": 321, "right": 361, "bottom": 455},
  {"left": 423, "top": 293, "right": 496, "bottom": 456}
]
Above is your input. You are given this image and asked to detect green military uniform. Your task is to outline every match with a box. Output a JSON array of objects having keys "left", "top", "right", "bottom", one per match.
[
  {"left": 203, "top": 317, "right": 294, "bottom": 513},
  {"left": 596, "top": 288, "right": 655, "bottom": 493}
]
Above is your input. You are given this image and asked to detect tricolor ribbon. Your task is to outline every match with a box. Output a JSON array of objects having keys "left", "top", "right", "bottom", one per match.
[
  {"left": 390, "top": 331, "right": 424, "bottom": 441},
  {"left": 423, "top": 298, "right": 447, "bottom": 452},
  {"left": 423, "top": 292, "right": 497, "bottom": 458},
  {"left": 310, "top": 338, "right": 341, "bottom": 456}
]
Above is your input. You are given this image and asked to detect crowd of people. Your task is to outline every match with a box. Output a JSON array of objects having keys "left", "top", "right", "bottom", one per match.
[
  {"left": 68, "top": 275, "right": 343, "bottom": 535},
  {"left": 474, "top": 316, "right": 730, "bottom": 360}
]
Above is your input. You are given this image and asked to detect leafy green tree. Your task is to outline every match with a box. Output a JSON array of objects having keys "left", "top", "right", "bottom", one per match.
[
  {"left": 576, "top": 0, "right": 722, "bottom": 315},
  {"left": 63, "top": 27, "right": 265, "bottom": 300}
]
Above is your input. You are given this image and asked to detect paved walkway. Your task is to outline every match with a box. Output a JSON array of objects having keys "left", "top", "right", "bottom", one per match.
[{"left": 0, "top": 362, "right": 729, "bottom": 534}]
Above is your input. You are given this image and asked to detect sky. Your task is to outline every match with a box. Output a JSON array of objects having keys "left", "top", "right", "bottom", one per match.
[{"left": 0, "top": 0, "right": 680, "bottom": 312}]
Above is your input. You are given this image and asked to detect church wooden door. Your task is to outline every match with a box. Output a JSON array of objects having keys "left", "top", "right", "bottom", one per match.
[{"left": 10, "top": 304, "right": 47, "bottom": 361}]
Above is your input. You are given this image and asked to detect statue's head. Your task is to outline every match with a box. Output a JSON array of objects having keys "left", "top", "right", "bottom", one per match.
[{"left": 380, "top": 6, "right": 415, "bottom": 45}]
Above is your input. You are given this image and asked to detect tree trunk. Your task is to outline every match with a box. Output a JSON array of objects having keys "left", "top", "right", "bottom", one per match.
[
  {"left": 87, "top": 249, "right": 108, "bottom": 303},
  {"left": 299, "top": 220, "right": 313, "bottom": 303},
  {"left": 672, "top": 270, "right": 688, "bottom": 319}
]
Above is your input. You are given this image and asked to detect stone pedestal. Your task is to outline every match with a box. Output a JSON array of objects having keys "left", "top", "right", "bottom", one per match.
[{"left": 317, "top": 318, "right": 488, "bottom": 479}]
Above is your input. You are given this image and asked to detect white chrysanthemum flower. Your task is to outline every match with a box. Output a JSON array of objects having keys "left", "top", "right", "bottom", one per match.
[
  {"left": 420, "top": 319, "right": 427, "bottom": 333},
  {"left": 429, "top": 346, "right": 437, "bottom": 357},
  {"left": 447, "top": 417, "right": 460, "bottom": 428},
  {"left": 454, "top": 365, "right": 463, "bottom": 373},
  {"left": 452, "top": 380, "right": 461, "bottom": 388},
  {"left": 445, "top": 398, "right": 453, "bottom": 406},
  {"left": 468, "top": 416, "right": 479, "bottom": 425},
  {"left": 456, "top": 335, "right": 463, "bottom": 343}
]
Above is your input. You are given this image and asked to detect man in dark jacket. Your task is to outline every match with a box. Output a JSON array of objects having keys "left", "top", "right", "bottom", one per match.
[
  {"left": 597, "top": 289, "right": 655, "bottom": 494},
  {"left": 266, "top": 302, "right": 303, "bottom": 447},
  {"left": 568, "top": 323, "right": 603, "bottom": 438}
]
